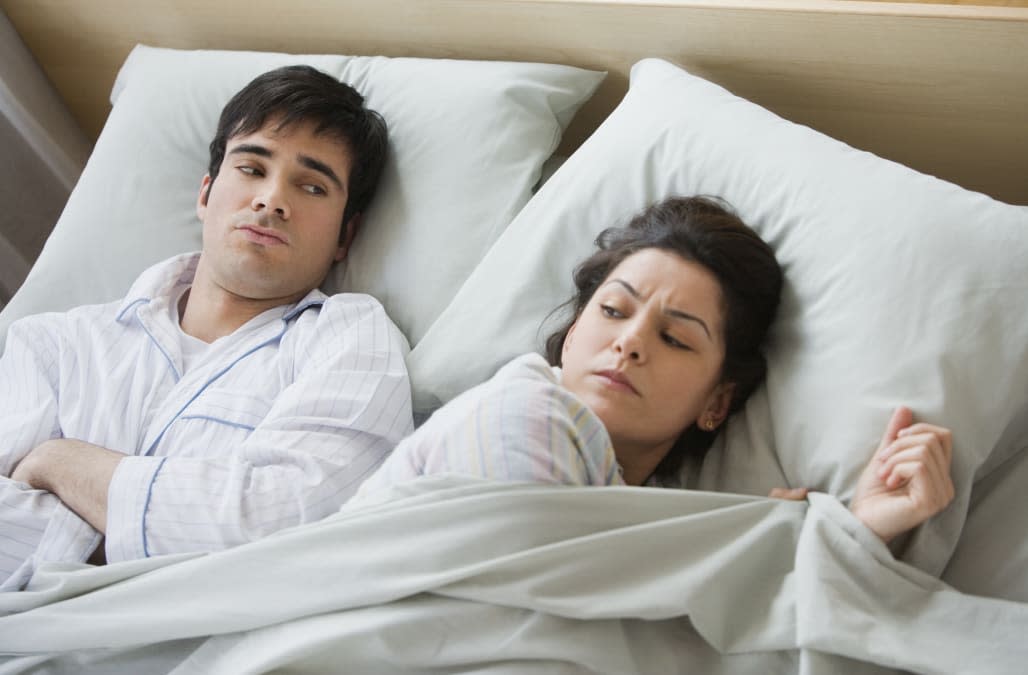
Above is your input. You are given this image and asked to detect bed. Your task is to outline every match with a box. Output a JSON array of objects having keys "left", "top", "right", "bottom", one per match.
[{"left": 0, "top": 1, "right": 1027, "bottom": 673}]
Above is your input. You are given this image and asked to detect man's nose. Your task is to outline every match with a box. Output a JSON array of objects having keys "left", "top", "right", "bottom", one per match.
[{"left": 251, "top": 180, "right": 290, "bottom": 219}]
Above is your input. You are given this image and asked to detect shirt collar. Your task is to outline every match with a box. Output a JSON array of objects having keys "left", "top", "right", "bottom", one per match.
[
  {"left": 116, "top": 252, "right": 199, "bottom": 321},
  {"left": 283, "top": 287, "right": 328, "bottom": 320},
  {"left": 116, "top": 252, "right": 328, "bottom": 323}
]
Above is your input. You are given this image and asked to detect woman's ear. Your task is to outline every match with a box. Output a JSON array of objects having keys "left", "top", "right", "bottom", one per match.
[
  {"left": 700, "top": 381, "right": 735, "bottom": 431},
  {"left": 562, "top": 322, "right": 578, "bottom": 358}
]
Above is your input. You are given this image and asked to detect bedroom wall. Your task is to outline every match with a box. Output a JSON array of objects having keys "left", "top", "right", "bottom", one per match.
[
  {"left": 2, "top": 0, "right": 1026, "bottom": 206},
  {"left": 0, "top": 8, "right": 90, "bottom": 308},
  {"left": 0, "top": 114, "right": 60, "bottom": 307}
]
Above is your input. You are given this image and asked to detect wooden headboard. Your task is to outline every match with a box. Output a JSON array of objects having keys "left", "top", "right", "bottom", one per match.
[{"left": 3, "top": 0, "right": 1027, "bottom": 204}]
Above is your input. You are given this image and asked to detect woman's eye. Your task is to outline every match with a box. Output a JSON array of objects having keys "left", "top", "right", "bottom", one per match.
[
  {"left": 301, "top": 184, "right": 326, "bottom": 196},
  {"left": 238, "top": 166, "right": 261, "bottom": 176},
  {"left": 663, "top": 333, "right": 690, "bottom": 350},
  {"left": 600, "top": 305, "right": 624, "bottom": 318}
]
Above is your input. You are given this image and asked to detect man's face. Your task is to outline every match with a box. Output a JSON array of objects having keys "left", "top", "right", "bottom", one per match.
[{"left": 196, "top": 119, "right": 355, "bottom": 304}]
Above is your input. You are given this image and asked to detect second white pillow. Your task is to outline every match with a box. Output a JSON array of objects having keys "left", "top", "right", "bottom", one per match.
[{"left": 409, "top": 58, "right": 1028, "bottom": 575}]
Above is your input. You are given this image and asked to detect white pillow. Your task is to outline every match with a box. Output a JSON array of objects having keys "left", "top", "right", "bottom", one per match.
[
  {"left": 943, "top": 445, "right": 1028, "bottom": 601},
  {"left": 0, "top": 45, "right": 603, "bottom": 347},
  {"left": 408, "top": 58, "right": 1028, "bottom": 575}
]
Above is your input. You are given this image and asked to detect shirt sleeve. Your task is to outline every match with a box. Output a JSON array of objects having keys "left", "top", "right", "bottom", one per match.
[
  {"left": 104, "top": 296, "right": 414, "bottom": 561},
  {"left": 352, "top": 353, "right": 624, "bottom": 504},
  {"left": 0, "top": 317, "right": 100, "bottom": 587}
]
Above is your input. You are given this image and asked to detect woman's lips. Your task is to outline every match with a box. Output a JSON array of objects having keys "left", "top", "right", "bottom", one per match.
[{"left": 595, "top": 369, "right": 639, "bottom": 395}]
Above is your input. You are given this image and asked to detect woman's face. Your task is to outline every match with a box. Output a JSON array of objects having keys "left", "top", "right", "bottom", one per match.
[{"left": 561, "top": 248, "right": 734, "bottom": 475}]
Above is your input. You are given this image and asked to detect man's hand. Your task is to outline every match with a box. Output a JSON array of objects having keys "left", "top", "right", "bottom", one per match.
[
  {"left": 850, "top": 406, "right": 955, "bottom": 544},
  {"left": 10, "top": 439, "right": 122, "bottom": 533}
]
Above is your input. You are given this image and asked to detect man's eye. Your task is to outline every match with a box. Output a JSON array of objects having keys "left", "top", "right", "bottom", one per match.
[
  {"left": 600, "top": 305, "right": 624, "bottom": 318},
  {"left": 302, "top": 184, "right": 326, "bottom": 196},
  {"left": 238, "top": 166, "right": 261, "bottom": 176}
]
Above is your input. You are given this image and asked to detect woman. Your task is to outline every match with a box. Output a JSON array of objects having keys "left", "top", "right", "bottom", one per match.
[{"left": 357, "top": 196, "right": 954, "bottom": 544}]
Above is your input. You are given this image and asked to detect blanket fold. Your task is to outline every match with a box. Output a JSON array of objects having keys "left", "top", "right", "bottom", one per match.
[{"left": 0, "top": 476, "right": 1023, "bottom": 673}]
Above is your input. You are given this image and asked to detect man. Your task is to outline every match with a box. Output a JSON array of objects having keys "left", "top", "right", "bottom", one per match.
[{"left": 0, "top": 66, "right": 413, "bottom": 590}]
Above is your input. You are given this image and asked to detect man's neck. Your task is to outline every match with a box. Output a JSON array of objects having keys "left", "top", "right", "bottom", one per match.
[{"left": 178, "top": 269, "right": 304, "bottom": 343}]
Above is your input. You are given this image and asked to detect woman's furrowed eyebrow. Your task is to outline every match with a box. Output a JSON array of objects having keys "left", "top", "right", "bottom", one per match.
[{"left": 604, "top": 278, "right": 712, "bottom": 340}]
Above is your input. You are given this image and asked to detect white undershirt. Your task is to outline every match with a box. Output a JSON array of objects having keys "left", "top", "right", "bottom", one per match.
[{"left": 171, "top": 287, "right": 210, "bottom": 374}]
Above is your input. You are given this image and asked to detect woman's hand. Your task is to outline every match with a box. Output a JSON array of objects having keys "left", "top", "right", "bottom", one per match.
[
  {"left": 769, "top": 487, "right": 808, "bottom": 501},
  {"left": 850, "top": 406, "right": 955, "bottom": 543}
]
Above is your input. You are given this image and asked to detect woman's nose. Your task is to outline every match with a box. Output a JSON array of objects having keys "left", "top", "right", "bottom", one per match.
[{"left": 614, "top": 325, "right": 646, "bottom": 362}]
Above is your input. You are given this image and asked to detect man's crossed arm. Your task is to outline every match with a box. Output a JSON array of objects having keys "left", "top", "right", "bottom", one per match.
[{"left": 12, "top": 439, "right": 121, "bottom": 533}]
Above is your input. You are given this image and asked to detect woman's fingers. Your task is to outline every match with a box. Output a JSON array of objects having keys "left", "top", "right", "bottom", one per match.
[
  {"left": 769, "top": 487, "right": 809, "bottom": 501},
  {"left": 878, "top": 406, "right": 913, "bottom": 451},
  {"left": 877, "top": 429, "right": 951, "bottom": 469},
  {"left": 877, "top": 439, "right": 955, "bottom": 510},
  {"left": 888, "top": 421, "right": 949, "bottom": 458},
  {"left": 878, "top": 456, "right": 954, "bottom": 515},
  {"left": 854, "top": 414, "right": 956, "bottom": 543},
  {"left": 878, "top": 438, "right": 947, "bottom": 488},
  {"left": 892, "top": 423, "right": 952, "bottom": 459}
]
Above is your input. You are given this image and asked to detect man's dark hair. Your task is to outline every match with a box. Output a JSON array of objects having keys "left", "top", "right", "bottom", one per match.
[{"left": 206, "top": 65, "right": 388, "bottom": 240}]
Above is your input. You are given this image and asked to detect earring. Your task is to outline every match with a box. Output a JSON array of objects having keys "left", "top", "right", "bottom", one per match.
[{"left": 704, "top": 416, "right": 718, "bottom": 431}]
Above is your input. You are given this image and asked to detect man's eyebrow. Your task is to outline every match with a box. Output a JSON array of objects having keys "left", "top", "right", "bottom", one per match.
[
  {"left": 228, "top": 143, "right": 272, "bottom": 158},
  {"left": 297, "top": 154, "right": 343, "bottom": 191},
  {"left": 227, "top": 144, "right": 344, "bottom": 191},
  {"left": 606, "top": 278, "right": 712, "bottom": 340}
]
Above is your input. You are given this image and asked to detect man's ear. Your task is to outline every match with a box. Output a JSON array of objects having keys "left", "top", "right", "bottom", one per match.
[
  {"left": 335, "top": 213, "right": 361, "bottom": 262},
  {"left": 197, "top": 175, "right": 213, "bottom": 220}
]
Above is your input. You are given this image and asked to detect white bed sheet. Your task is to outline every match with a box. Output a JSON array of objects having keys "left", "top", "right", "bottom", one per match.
[{"left": 0, "top": 478, "right": 1024, "bottom": 674}]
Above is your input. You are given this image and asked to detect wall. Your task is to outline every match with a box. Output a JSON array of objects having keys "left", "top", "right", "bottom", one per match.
[{"left": 0, "top": 8, "right": 90, "bottom": 307}]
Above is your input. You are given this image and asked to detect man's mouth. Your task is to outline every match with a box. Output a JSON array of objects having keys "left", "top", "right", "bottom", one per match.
[{"left": 237, "top": 224, "right": 288, "bottom": 245}]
